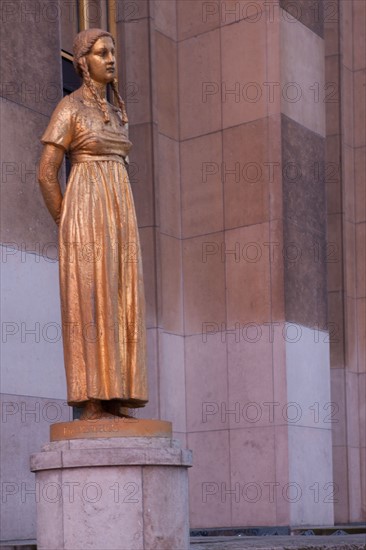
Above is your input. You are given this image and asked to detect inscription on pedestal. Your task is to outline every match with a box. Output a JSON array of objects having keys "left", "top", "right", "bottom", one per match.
[{"left": 51, "top": 418, "right": 172, "bottom": 441}]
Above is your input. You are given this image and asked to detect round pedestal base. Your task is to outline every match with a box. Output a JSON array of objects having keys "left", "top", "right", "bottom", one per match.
[{"left": 31, "top": 435, "right": 192, "bottom": 550}]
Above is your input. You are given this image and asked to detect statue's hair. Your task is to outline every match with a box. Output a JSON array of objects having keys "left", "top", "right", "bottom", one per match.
[{"left": 73, "top": 28, "right": 128, "bottom": 125}]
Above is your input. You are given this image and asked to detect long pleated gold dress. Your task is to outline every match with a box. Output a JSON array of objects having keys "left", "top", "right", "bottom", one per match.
[{"left": 41, "top": 86, "right": 148, "bottom": 407}]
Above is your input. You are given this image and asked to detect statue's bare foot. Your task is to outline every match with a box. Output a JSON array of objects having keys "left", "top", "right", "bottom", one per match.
[{"left": 80, "top": 400, "right": 115, "bottom": 420}]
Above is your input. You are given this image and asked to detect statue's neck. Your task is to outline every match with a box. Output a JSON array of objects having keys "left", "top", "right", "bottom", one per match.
[{"left": 82, "top": 80, "right": 107, "bottom": 100}]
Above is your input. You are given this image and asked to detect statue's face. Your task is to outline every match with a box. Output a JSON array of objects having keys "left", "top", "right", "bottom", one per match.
[{"left": 86, "top": 36, "right": 116, "bottom": 84}]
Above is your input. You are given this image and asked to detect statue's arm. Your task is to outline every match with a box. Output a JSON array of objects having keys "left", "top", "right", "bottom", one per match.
[{"left": 38, "top": 144, "right": 65, "bottom": 226}]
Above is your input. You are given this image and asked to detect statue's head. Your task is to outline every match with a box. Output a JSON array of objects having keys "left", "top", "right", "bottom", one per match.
[
  {"left": 72, "top": 28, "right": 128, "bottom": 125},
  {"left": 73, "top": 28, "right": 114, "bottom": 77}
]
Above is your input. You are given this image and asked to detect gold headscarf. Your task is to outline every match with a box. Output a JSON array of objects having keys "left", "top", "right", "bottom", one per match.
[{"left": 73, "top": 28, "right": 114, "bottom": 76}]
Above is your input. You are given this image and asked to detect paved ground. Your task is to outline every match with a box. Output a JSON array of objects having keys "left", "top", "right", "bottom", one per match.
[{"left": 190, "top": 534, "right": 366, "bottom": 550}]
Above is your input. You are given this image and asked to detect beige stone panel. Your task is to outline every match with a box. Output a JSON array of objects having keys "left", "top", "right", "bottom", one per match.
[
  {"left": 328, "top": 291, "right": 345, "bottom": 370},
  {"left": 177, "top": 0, "right": 221, "bottom": 40},
  {"left": 266, "top": 220, "right": 286, "bottom": 325},
  {"left": 178, "top": 30, "right": 222, "bottom": 140},
  {"left": 330, "top": 368, "right": 347, "bottom": 447},
  {"left": 285, "top": 324, "right": 332, "bottom": 430},
  {"left": 355, "top": 146, "right": 366, "bottom": 223},
  {"left": 354, "top": 69, "right": 366, "bottom": 148},
  {"left": 139, "top": 227, "right": 157, "bottom": 328},
  {"left": 158, "top": 134, "right": 181, "bottom": 238},
  {"left": 155, "top": 0, "right": 177, "bottom": 40},
  {"left": 227, "top": 326, "right": 274, "bottom": 429},
  {"left": 357, "top": 298, "right": 366, "bottom": 373},
  {"left": 60, "top": 0, "right": 78, "bottom": 54},
  {"left": 219, "top": 0, "right": 267, "bottom": 27},
  {"left": 345, "top": 296, "right": 358, "bottom": 372},
  {"left": 359, "top": 373, "right": 366, "bottom": 447},
  {"left": 353, "top": 0, "right": 366, "bottom": 70},
  {"left": 223, "top": 119, "right": 272, "bottom": 230},
  {"left": 122, "top": 18, "right": 152, "bottom": 125},
  {"left": 1, "top": 251, "right": 66, "bottom": 399},
  {"left": 325, "top": 1, "right": 340, "bottom": 57},
  {"left": 356, "top": 222, "right": 366, "bottom": 298},
  {"left": 185, "top": 333, "right": 228, "bottom": 432},
  {"left": 0, "top": 394, "right": 70, "bottom": 542},
  {"left": 346, "top": 371, "right": 361, "bottom": 448},
  {"left": 348, "top": 446, "right": 363, "bottom": 522},
  {"left": 361, "top": 446, "right": 366, "bottom": 522},
  {"left": 225, "top": 223, "right": 271, "bottom": 327},
  {"left": 128, "top": 123, "right": 155, "bottom": 228},
  {"left": 340, "top": 0, "right": 353, "bottom": 71},
  {"left": 0, "top": 99, "right": 58, "bottom": 252},
  {"left": 180, "top": 131, "right": 224, "bottom": 238},
  {"left": 288, "top": 427, "right": 334, "bottom": 526},
  {"left": 326, "top": 134, "right": 342, "bottom": 214},
  {"left": 160, "top": 233, "right": 184, "bottom": 334},
  {"left": 0, "top": 0, "right": 62, "bottom": 117},
  {"left": 344, "top": 220, "right": 357, "bottom": 299},
  {"left": 221, "top": 17, "right": 267, "bottom": 129},
  {"left": 123, "top": 0, "right": 149, "bottom": 20},
  {"left": 272, "top": 323, "right": 288, "bottom": 416},
  {"left": 230, "top": 427, "right": 277, "bottom": 526},
  {"left": 183, "top": 232, "right": 226, "bottom": 335},
  {"left": 156, "top": 32, "right": 179, "bottom": 140},
  {"left": 341, "top": 66, "right": 355, "bottom": 148},
  {"left": 325, "top": 55, "right": 341, "bottom": 137},
  {"left": 187, "top": 430, "right": 231, "bottom": 528},
  {"left": 326, "top": 214, "right": 343, "bottom": 292},
  {"left": 343, "top": 145, "right": 355, "bottom": 221},
  {"left": 265, "top": 2, "right": 282, "bottom": 118},
  {"left": 158, "top": 332, "right": 186, "bottom": 432},
  {"left": 332, "top": 445, "right": 350, "bottom": 523},
  {"left": 136, "top": 328, "right": 160, "bottom": 420},
  {"left": 281, "top": 12, "right": 326, "bottom": 137},
  {"left": 273, "top": 425, "right": 290, "bottom": 525}
]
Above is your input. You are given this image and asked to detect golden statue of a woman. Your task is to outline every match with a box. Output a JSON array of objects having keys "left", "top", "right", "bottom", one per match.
[{"left": 38, "top": 29, "right": 148, "bottom": 420}]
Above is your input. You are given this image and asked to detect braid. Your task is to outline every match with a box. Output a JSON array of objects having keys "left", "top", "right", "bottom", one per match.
[
  {"left": 110, "top": 78, "right": 128, "bottom": 125},
  {"left": 79, "top": 57, "right": 110, "bottom": 123}
]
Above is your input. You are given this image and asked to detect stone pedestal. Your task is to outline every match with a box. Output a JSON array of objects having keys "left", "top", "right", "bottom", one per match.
[{"left": 30, "top": 422, "right": 192, "bottom": 550}]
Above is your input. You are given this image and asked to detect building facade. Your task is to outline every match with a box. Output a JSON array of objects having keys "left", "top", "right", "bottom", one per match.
[{"left": 0, "top": 0, "right": 365, "bottom": 544}]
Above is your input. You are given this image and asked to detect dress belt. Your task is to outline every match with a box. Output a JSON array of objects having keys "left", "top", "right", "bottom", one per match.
[{"left": 70, "top": 154, "right": 126, "bottom": 165}]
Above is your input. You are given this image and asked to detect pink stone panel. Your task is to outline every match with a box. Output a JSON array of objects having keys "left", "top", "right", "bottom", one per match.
[
  {"left": 330, "top": 368, "right": 347, "bottom": 447},
  {"left": 180, "top": 132, "right": 224, "bottom": 238},
  {"left": 156, "top": 32, "right": 179, "bottom": 140},
  {"left": 185, "top": 333, "right": 228, "bottom": 432},
  {"left": 229, "top": 427, "right": 277, "bottom": 526},
  {"left": 221, "top": 16, "right": 267, "bottom": 129},
  {"left": 188, "top": 430, "right": 231, "bottom": 528},
  {"left": 157, "top": 134, "right": 181, "bottom": 237},
  {"left": 177, "top": 0, "right": 221, "bottom": 41},
  {"left": 129, "top": 123, "right": 155, "bottom": 228},
  {"left": 154, "top": 0, "right": 177, "bottom": 40},
  {"left": 139, "top": 227, "right": 157, "bottom": 328},
  {"left": 183, "top": 232, "right": 226, "bottom": 335},
  {"left": 158, "top": 332, "right": 186, "bottom": 432},
  {"left": 332, "top": 445, "right": 350, "bottom": 523},
  {"left": 227, "top": 326, "right": 274, "bottom": 430},
  {"left": 178, "top": 30, "right": 222, "bottom": 140},
  {"left": 222, "top": 119, "right": 271, "bottom": 230},
  {"left": 159, "top": 234, "right": 184, "bottom": 334},
  {"left": 225, "top": 223, "right": 271, "bottom": 327},
  {"left": 122, "top": 18, "right": 152, "bottom": 125}
]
